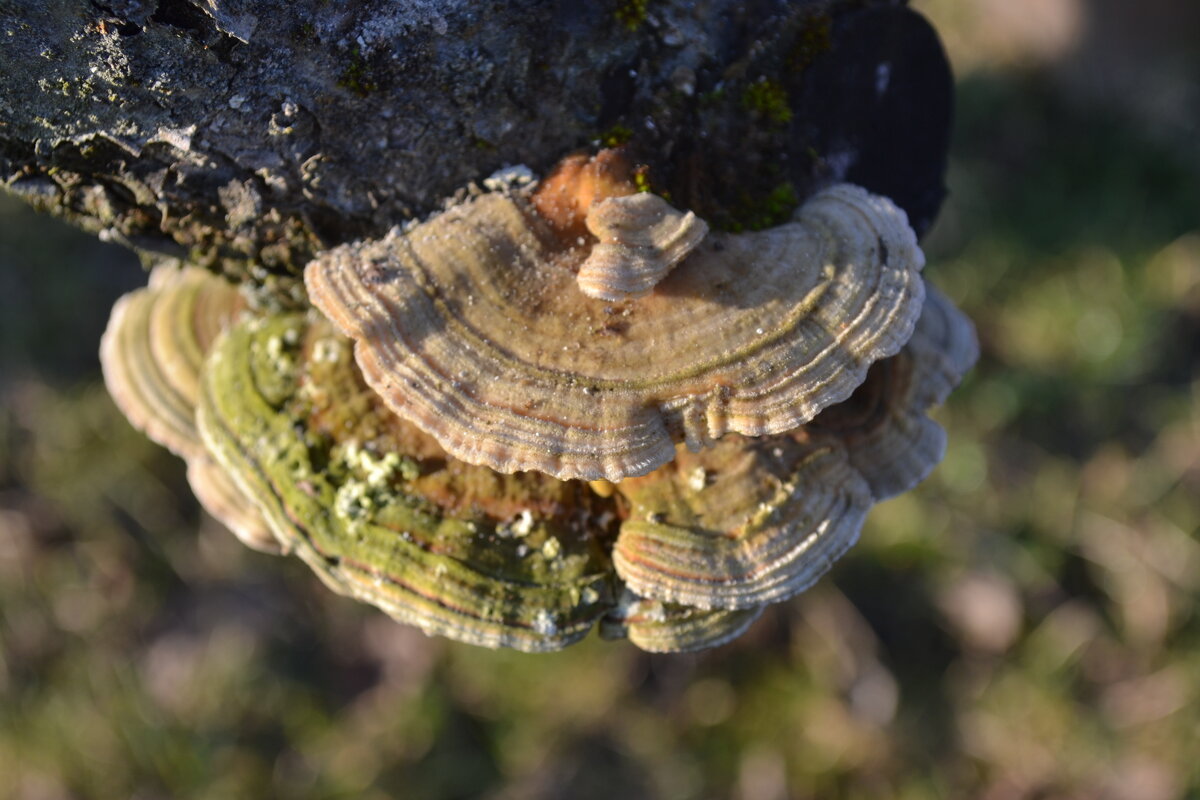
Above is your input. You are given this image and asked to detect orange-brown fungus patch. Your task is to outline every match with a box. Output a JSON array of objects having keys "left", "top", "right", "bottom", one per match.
[{"left": 531, "top": 148, "right": 638, "bottom": 239}]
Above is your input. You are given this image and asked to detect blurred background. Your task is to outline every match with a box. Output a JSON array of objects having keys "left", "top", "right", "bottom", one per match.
[{"left": 1, "top": 0, "right": 1197, "bottom": 797}]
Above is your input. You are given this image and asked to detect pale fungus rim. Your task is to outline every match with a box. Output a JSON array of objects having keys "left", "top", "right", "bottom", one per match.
[
  {"left": 606, "top": 284, "right": 977, "bottom": 612},
  {"left": 98, "top": 266, "right": 281, "bottom": 553}
]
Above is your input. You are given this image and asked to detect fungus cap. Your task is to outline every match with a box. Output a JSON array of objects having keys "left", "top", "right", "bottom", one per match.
[
  {"left": 99, "top": 267, "right": 276, "bottom": 549},
  {"left": 187, "top": 457, "right": 281, "bottom": 554},
  {"left": 599, "top": 591, "right": 764, "bottom": 653},
  {"left": 613, "top": 434, "right": 872, "bottom": 610},
  {"left": 306, "top": 180, "right": 926, "bottom": 483},
  {"left": 607, "top": 285, "right": 977, "bottom": 610},
  {"left": 99, "top": 267, "right": 241, "bottom": 461}
]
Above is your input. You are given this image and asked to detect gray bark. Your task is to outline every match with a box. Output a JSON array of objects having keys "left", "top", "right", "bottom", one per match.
[{"left": 0, "top": 0, "right": 942, "bottom": 305}]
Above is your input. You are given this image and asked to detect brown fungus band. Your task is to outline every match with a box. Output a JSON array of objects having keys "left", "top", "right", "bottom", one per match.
[
  {"left": 99, "top": 267, "right": 279, "bottom": 553},
  {"left": 306, "top": 172, "right": 926, "bottom": 483}
]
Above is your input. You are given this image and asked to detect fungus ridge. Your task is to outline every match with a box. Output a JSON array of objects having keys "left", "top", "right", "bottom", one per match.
[
  {"left": 811, "top": 284, "right": 978, "bottom": 500},
  {"left": 99, "top": 267, "right": 280, "bottom": 553},
  {"left": 608, "top": 286, "right": 977, "bottom": 610}
]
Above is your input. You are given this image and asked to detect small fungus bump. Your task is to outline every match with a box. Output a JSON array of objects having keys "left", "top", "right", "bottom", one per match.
[{"left": 577, "top": 192, "right": 709, "bottom": 301}]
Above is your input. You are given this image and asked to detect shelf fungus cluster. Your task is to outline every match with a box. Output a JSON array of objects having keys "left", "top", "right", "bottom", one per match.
[{"left": 101, "top": 150, "right": 977, "bottom": 653}]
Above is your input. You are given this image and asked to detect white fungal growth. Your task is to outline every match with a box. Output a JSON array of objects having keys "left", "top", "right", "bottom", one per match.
[
  {"left": 512, "top": 509, "right": 534, "bottom": 537},
  {"left": 312, "top": 337, "right": 345, "bottom": 363},
  {"left": 335, "top": 479, "right": 374, "bottom": 522},
  {"left": 533, "top": 610, "right": 559, "bottom": 636},
  {"left": 483, "top": 164, "right": 534, "bottom": 192}
]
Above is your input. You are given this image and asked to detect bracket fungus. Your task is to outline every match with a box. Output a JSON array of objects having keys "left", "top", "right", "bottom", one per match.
[
  {"left": 306, "top": 152, "right": 926, "bottom": 483},
  {"left": 599, "top": 593, "right": 765, "bottom": 654},
  {"left": 100, "top": 266, "right": 238, "bottom": 463},
  {"left": 613, "top": 435, "right": 872, "bottom": 610},
  {"left": 97, "top": 150, "right": 976, "bottom": 653},
  {"left": 99, "top": 267, "right": 279, "bottom": 554},
  {"left": 809, "top": 285, "right": 980, "bottom": 501}
]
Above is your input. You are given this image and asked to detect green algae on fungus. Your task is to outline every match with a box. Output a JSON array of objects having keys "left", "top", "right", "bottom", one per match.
[
  {"left": 197, "top": 313, "right": 619, "bottom": 652},
  {"left": 96, "top": 148, "right": 976, "bottom": 652},
  {"left": 188, "top": 308, "right": 892, "bottom": 653},
  {"left": 97, "top": 271, "right": 975, "bottom": 653}
]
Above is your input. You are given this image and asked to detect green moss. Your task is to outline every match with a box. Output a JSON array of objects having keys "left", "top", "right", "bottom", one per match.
[
  {"left": 723, "top": 181, "right": 799, "bottom": 232},
  {"left": 632, "top": 167, "right": 652, "bottom": 194},
  {"left": 787, "top": 12, "right": 833, "bottom": 73},
  {"left": 741, "top": 79, "right": 793, "bottom": 126},
  {"left": 698, "top": 85, "right": 727, "bottom": 107},
  {"left": 599, "top": 123, "right": 633, "bottom": 148},
  {"left": 337, "top": 47, "right": 377, "bottom": 97},
  {"left": 613, "top": 0, "right": 649, "bottom": 31}
]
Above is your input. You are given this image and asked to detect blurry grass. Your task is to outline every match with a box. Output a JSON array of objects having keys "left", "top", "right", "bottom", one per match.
[
  {"left": 0, "top": 193, "right": 144, "bottom": 381},
  {"left": 2, "top": 67, "right": 1199, "bottom": 800}
]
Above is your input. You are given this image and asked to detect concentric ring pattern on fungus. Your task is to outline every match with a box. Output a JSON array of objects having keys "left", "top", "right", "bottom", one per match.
[
  {"left": 99, "top": 266, "right": 279, "bottom": 553},
  {"left": 609, "top": 284, "right": 976, "bottom": 612},
  {"left": 305, "top": 181, "right": 927, "bottom": 482}
]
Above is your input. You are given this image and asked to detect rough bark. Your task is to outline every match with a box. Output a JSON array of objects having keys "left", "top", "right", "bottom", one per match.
[{"left": 0, "top": 0, "right": 951, "bottom": 305}]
